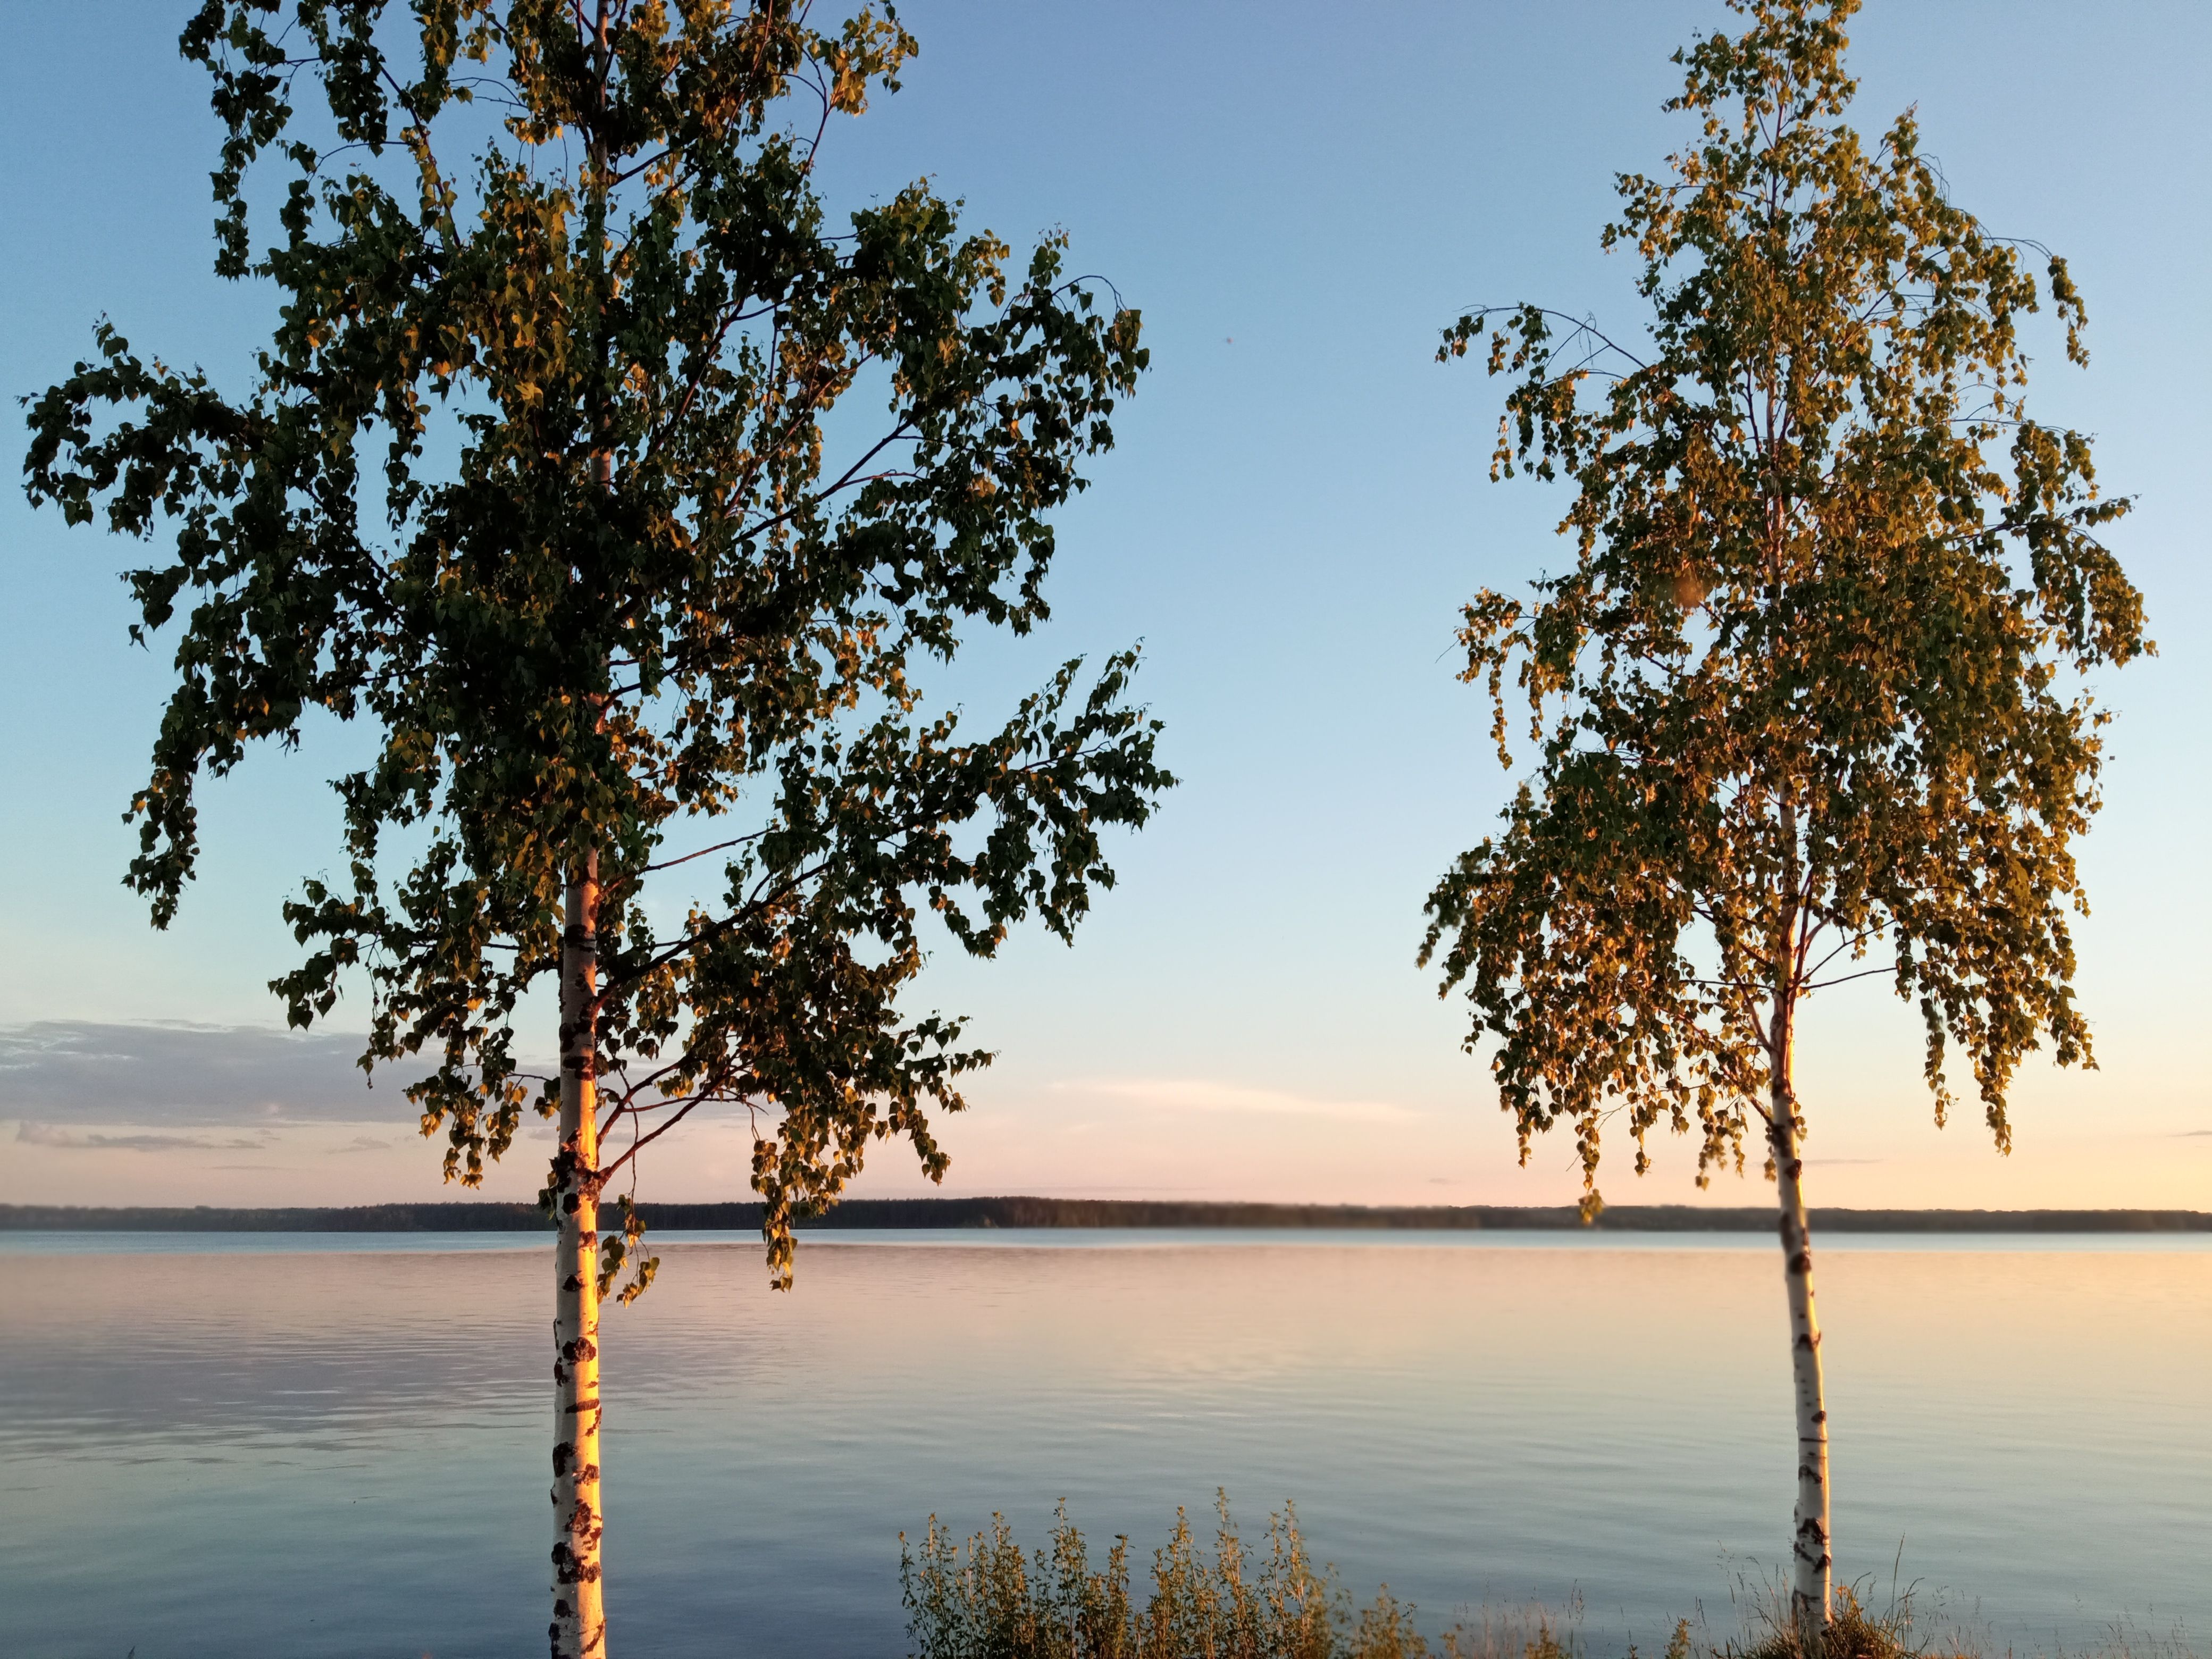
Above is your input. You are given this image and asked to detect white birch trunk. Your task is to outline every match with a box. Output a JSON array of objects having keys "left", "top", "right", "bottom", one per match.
[
  {"left": 1771, "top": 1077, "right": 1832, "bottom": 1638},
  {"left": 550, "top": 849, "right": 607, "bottom": 1659}
]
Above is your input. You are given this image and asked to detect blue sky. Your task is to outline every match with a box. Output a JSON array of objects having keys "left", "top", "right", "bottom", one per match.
[{"left": 3, "top": 1, "right": 2207, "bottom": 1211}]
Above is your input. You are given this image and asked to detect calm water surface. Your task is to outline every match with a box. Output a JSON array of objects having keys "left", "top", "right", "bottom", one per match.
[{"left": 4, "top": 1230, "right": 2206, "bottom": 1658}]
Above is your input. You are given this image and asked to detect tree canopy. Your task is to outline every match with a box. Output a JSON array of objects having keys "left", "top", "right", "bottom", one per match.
[
  {"left": 1422, "top": 0, "right": 2147, "bottom": 1209},
  {"left": 24, "top": 0, "right": 1170, "bottom": 1291}
]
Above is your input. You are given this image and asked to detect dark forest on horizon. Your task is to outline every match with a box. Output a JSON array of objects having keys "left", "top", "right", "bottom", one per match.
[{"left": 4, "top": 1197, "right": 2206, "bottom": 1233}]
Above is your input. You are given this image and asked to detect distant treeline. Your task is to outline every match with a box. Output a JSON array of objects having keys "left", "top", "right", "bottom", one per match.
[{"left": 3, "top": 1197, "right": 2207, "bottom": 1233}]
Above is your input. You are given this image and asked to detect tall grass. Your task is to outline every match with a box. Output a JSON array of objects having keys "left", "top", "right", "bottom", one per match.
[
  {"left": 1725, "top": 1583, "right": 1948, "bottom": 1659},
  {"left": 900, "top": 1497, "right": 2200, "bottom": 1659},
  {"left": 900, "top": 1494, "right": 1585, "bottom": 1659},
  {"left": 1720, "top": 1577, "right": 2202, "bottom": 1659}
]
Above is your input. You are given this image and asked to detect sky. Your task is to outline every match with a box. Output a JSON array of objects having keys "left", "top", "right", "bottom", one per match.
[{"left": 2, "top": 1, "right": 2207, "bottom": 1214}]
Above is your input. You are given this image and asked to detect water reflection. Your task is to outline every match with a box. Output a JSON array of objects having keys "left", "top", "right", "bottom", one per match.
[{"left": 4, "top": 1236, "right": 2206, "bottom": 1658}]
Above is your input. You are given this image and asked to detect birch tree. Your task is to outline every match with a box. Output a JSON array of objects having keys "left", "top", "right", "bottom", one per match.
[
  {"left": 1421, "top": 0, "right": 2144, "bottom": 1638},
  {"left": 23, "top": 4, "right": 1167, "bottom": 1654}
]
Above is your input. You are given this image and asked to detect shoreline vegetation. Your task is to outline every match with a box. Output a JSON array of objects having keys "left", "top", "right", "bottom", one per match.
[
  {"left": 901, "top": 1496, "right": 2203, "bottom": 1659},
  {"left": 2, "top": 1199, "right": 2206, "bottom": 1234}
]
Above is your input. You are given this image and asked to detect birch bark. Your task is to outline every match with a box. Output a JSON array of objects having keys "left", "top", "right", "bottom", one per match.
[
  {"left": 555, "top": 20, "right": 615, "bottom": 1646},
  {"left": 551, "top": 850, "right": 606, "bottom": 1659},
  {"left": 1771, "top": 1065, "right": 1832, "bottom": 1637}
]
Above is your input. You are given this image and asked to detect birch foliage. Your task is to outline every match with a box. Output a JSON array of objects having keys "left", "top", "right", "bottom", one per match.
[
  {"left": 1422, "top": 0, "right": 2147, "bottom": 1206},
  {"left": 23, "top": 0, "right": 1169, "bottom": 1289}
]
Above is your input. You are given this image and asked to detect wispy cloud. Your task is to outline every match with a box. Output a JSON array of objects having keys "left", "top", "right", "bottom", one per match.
[
  {"left": 0, "top": 1020, "right": 452, "bottom": 1126},
  {"left": 15, "top": 1121, "right": 273, "bottom": 1153},
  {"left": 1054, "top": 1077, "right": 1425, "bottom": 1125},
  {"left": 2175, "top": 1130, "right": 2212, "bottom": 1138}
]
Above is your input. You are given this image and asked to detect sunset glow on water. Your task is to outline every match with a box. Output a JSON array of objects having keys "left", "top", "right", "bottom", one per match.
[{"left": 5, "top": 1232, "right": 2205, "bottom": 1657}]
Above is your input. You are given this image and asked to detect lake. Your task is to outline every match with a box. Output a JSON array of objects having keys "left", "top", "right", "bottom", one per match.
[{"left": 4, "top": 1230, "right": 2206, "bottom": 1658}]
